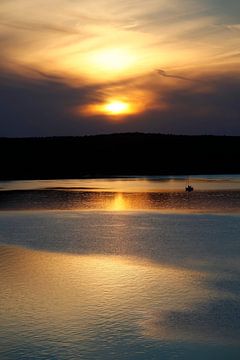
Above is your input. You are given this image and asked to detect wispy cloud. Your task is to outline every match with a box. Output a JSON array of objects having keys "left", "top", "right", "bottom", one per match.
[
  {"left": 0, "top": 0, "right": 240, "bottom": 135},
  {"left": 1, "top": 0, "right": 239, "bottom": 83},
  {"left": 225, "top": 23, "right": 240, "bottom": 31},
  {"left": 156, "top": 69, "right": 198, "bottom": 82},
  {"left": 0, "top": 20, "right": 79, "bottom": 34}
]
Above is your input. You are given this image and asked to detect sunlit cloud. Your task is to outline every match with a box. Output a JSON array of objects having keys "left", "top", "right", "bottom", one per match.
[
  {"left": 0, "top": 0, "right": 240, "bottom": 135},
  {"left": 1, "top": 0, "right": 239, "bottom": 81}
]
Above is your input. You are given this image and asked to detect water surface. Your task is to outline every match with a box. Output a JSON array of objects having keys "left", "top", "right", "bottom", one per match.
[{"left": 0, "top": 176, "right": 240, "bottom": 359}]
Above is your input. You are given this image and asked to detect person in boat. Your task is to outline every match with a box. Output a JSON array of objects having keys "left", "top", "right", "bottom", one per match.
[{"left": 185, "top": 185, "right": 194, "bottom": 192}]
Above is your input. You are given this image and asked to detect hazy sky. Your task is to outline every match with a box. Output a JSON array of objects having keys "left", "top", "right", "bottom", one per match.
[{"left": 0, "top": 0, "right": 240, "bottom": 136}]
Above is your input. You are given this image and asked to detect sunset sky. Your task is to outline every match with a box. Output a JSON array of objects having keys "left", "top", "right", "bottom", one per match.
[{"left": 0, "top": 0, "right": 240, "bottom": 136}]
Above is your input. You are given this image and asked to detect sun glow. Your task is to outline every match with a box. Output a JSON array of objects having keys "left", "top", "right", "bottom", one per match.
[
  {"left": 89, "top": 48, "right": 136, "bottom": 74},
  {"left": 104, "top": 101, "right": 130, "bottom": 115},
  {"left": 81, "top": 99, "right": 137, "bottom": 117}
]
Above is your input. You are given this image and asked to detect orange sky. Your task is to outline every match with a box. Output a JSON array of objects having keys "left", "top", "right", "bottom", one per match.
[{"left": 0, "top": 0, "right": 240, "bottom": 135}]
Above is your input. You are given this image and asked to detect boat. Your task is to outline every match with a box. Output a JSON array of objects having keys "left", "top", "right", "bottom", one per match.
[
  {"left": 185, "top": 176, "right": 194, "bottom": 192},
  {"left": 185, "top": 185, "right": 194, "bottom": 192}
]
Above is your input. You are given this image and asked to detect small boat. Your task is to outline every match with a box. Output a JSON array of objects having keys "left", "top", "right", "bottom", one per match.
[
  {"left": 185, "top": 176, "right": 194, "bottom": 192},
  {"left": 185, "top": 185, "right": 194, "bottom": 192}
]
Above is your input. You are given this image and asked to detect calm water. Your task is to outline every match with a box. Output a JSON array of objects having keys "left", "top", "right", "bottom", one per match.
[{"left": 0, "top": 176, "right": 240, "bottom": 359}]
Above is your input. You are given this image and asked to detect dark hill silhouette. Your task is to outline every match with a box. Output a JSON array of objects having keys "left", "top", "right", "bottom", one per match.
[{"left": 0, "top": 133, "right": 240, "bottom": 180}]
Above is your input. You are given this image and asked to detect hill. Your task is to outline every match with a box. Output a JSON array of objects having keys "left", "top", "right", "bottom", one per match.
[{"left": 1, "top": 133, "right": 240, "bottom": 180}]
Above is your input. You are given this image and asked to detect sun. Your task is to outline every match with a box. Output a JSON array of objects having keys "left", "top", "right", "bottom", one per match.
[
  {"left": 104, "top": 101, "right": 130, "bottom": 115},
  {"left": 79, "top": 98, "right": 141, "bottom": 117}
]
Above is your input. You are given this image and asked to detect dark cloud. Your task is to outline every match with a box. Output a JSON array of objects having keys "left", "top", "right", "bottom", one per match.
[
  {"left": 156, "top": 69, "right": 198, "bottom": 82},
  {"left": 0, "top": 67, "right": 240, "bottom": 136},
  {"left": 0, "top": 71, "right": 105, "bottom": 136},
  {"left": 133, "top": 71, "right": 240, "bottom": 135},
  {"left": 158, "top": 74, "right": 240, "bottom": 135},
  {"left": 21, "top": 66, "right": 70, "bottom": 82}
]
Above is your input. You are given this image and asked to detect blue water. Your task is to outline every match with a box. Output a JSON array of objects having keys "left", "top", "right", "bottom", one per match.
[{"left": 0, "top": 177, "right": 240, "bottom": 359}]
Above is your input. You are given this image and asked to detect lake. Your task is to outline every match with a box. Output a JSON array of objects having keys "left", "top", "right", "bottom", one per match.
[{"left": 0, "top": 176, "right": 240, "bottom": 359}]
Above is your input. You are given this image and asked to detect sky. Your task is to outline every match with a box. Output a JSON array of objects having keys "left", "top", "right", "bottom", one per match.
[{"left": 0, "top": 0, "right": 240, "bottom": 136}]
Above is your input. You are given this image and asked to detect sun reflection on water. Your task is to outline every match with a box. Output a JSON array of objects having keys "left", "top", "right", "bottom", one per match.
[{"left": 109, "top": 193, "right": 128, "bottom": 211}]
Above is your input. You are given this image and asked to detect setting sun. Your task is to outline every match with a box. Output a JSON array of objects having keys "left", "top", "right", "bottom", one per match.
[
  {"left": 104, "top": 101, "right": 130, "bottom": 115},
  {"left": 80, "top": 97, "right": 143, "bottom": 117}
]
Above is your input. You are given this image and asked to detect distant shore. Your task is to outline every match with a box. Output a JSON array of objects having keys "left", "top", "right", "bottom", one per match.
[{"left": 1, "top": 133, "right": 240, "bottom": 180}]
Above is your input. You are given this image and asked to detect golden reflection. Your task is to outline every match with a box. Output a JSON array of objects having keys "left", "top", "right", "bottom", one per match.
[
  {"left": 0, "top": 245, "right": 235, "bottom": 347},
  {"left": 0, "top": 245, "right": 211, "bottom": 322},
  {"left": 109, "top": 193, "right": 128, "bottom": 211},
  {"left": 4, "top": 177, "right": 240, "bottom": 193},
  {"left": 105, "top": 192, "right": 152, "bottom": 211}
]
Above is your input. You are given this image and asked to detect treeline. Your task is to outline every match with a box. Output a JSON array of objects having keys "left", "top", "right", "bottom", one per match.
[{"left": 0, "top": 133, "right": 240, "bottom": 180}]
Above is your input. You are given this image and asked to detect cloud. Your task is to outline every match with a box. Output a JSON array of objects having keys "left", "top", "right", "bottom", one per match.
[
  {"left": 225, "top": 24, "right": 240, "bottom": 31},
  {"left": 1, "top": 0, "right": 240, "bottom": 84},
  {"left": 156, "top": 69, "right": 198, "bottom": 82},
  {"left": 0, "top": 67, "right": 240, "bottom": 136},
  {"left": 0, "top": 70, "right": 107, "bottom": 137},
  {"left": 0, "top": 0, "right": 240, "bottom": 136},
  {"left": 0, "top": 20, "right": 79, "bottom": 34}
]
